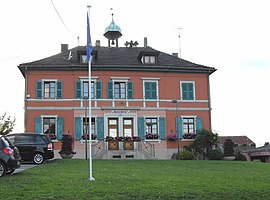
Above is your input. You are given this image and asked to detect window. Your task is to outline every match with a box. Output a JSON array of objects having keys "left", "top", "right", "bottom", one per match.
[
  {"left": 107, "top": 81, "right": 133, "bottom": 99},
  {"left": 181, "top": 82, "right": 195, "bottom": 101},
  {"left": 44, "top": 81, "right": 56, "bottom": 98},
  {"left": 114, "top": 82, "right": 126, "bottom": 99},
  {"left": 36, "top": 80, "right": 62, "bottom": 99},
  {"left": 141, "top": 55, "right": 156, "bottom": 64},
  {"left": 43, "top": 117, "right": 56, "bottom": 137},
  {"left": 82, "top": 81, "right": 95, "bottom": 98},
  {"left": 83, "top": 117, "right": 95, "bottom": 137},
  {"left": 144, "top": 81, "right": 157, "bottom": 99},
  {"left": 145, "top": 118, "right": 159, "bottom": 139},
  {"left": 183, "top": 118, "right": 195, "bottom": 134}
]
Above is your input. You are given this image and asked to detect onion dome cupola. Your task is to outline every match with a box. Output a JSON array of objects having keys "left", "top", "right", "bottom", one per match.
[{"left": 104, "top": 13, "right": 122, "bottom": 47}]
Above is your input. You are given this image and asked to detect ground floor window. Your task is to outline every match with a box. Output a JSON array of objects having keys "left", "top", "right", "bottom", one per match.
[
  {"left": 182, "top": 117, "right": 196, "bottom": 139},
  {"left": 145, "top": 117, "right": 159, "bottom": 139},
  {"left": 43, "top": 117, "right": 56, "bottom": 139},
  {"left": 82, "top": 117, "right": 96, "bottom": 140}
]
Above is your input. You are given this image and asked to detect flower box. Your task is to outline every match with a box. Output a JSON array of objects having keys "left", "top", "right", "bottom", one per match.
[
  {"left": 123, "top": 141, "right": 134, "bottom": 150},
  {"left": 108, "top": 140, "right": 119, "bottom": 150},
  {"left": 145, "top": 133, "right": 159, "bottom": 140}
]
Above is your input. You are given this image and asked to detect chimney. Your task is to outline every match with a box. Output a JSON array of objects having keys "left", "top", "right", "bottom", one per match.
[
  {"left": 95, "top": 40, "right": 101, "bottom": 47},
  {"left": 61, "top": 44, "right": 68, "bottom": 53},
  {"left": 172, "top": 53, "right": 178, "bottom": 57},
  {"left": 144, "top": 37, "right": 148, "bottom": 47}
]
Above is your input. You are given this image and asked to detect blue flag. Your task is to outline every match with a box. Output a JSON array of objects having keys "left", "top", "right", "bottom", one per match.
[{"left": 87, "top": 12, "right": 92, "bottom": 61}]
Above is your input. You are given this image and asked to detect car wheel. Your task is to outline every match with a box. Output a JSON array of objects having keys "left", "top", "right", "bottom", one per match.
[
  {"left": 33, "top": 153, "right": 44, "bottom": 164},
  {"left": 6, "top": 169, "right": 15, "bottom": 175},
  {"left": 0, "top": 161, "right": 7, "bottom": 177}
]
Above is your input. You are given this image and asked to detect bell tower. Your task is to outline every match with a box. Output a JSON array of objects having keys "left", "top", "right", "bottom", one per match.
[{"left": 104, "top": 12, "right": 122, "bottom": 47}]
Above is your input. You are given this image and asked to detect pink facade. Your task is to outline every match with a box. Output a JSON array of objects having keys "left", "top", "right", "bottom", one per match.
[{"left": 19, "top": 43, "right": 216, "bottom": 159}]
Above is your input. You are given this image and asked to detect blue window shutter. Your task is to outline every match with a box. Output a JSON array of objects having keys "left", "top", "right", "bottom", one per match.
[
  {"left": 159, "top": 117, "right": 166, "bottom": 139},
  {"left": 97, "top": 117, "right": 104, "bottom": 139},
  {"left": 177, "top": 117, "right": 183, "bottom": 139},
  {"left": 36, "top": 80, "right": 42, "bottom": 99},
  {"left": 57, "top": 117, "right": 64, "bottom": 139},
  {"left": 196, "top": 117, "right": 203, "bottom": 133},
  {"left": 96, "top": 81, "right": 102, "bottom": 99},
  {"left": 75, "top": 80, "right": 81, "bottom": 98},
  {"left": 35, "top": 117, "right": 42, "bottom": 133},
  {"left": 107, "top": 81, "right": 113, "bottom": 99},
  {"left": 127, "top": 82, "right": 134, "bottom": 99},
  {"left": 138, "top": 117, "right": 145, "bottom": 139},
  {"left": 57, "top": 81, "right": 62, "bottom": 99},
  {"left": 75, "top": 117, "right": 82, "bottom": 140}
]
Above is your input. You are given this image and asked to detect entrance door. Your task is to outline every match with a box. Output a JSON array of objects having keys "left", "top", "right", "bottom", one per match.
[
  {"left": 108, "top": 118, "right": 118, "bottom": 138},
  {"left": 123, "top": 118, "right": 133, "bottom": 137}
]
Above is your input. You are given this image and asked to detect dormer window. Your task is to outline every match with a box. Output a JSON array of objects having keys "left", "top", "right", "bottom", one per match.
[
  {"left": 81, "top": 55, "right": 88, "bottom": 63},
  {"left": 141, "top": 55, "right": 156, "bottom": 64}
]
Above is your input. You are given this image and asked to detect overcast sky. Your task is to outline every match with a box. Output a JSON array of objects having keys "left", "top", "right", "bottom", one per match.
[{"left": 1, "top": 0, "right": 269, "bottom": 146}]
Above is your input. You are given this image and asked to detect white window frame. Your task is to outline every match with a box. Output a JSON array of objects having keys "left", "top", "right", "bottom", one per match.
[{"left": 180, "top": 81, "right": 196, "bottom": 101}]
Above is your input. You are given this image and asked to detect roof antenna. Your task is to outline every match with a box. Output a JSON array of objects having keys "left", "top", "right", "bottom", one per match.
[
  {"left": 176, "top": 27, "right": 182, "bottom": 58},
  {"left": 77, "top": 36, "right": 80, "bottom": 46}
]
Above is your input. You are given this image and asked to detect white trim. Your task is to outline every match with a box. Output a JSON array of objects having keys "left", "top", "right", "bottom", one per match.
[
  {"left": 110, "top": 77, "right": 130, "bottom": 80},
  {"left": 41, "top": 79, "right": 58, "bottom": 82},
  {"left": 141, "top": 77, "right": 160, "bottom": 80},
  {"left": 79, "top": 76, "right": 98, "bottom": 80}
]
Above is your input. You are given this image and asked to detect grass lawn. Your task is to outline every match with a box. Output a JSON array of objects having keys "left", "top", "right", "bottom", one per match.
[{"left": 1, "top": 159, "right": 270, "bottom": 199}]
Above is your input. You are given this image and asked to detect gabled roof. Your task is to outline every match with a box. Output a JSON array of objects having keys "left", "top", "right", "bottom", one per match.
[
  {"left": 18, "top": 45, "right": 216, "bottom": 77},
  {"left": 218, "top": 136, "right": 255, "bottom": 145}
]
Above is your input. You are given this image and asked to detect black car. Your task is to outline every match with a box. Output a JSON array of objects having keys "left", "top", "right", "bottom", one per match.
[
  {"left": 0, "top": 136, "right": 21, "bottom": 177},
  {"left": 6, "top": 133, "right": 54, "bottom": 164}
]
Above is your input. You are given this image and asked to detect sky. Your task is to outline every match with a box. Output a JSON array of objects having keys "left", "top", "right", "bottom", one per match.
[{"left": 0, "top": 0, "right": 269, "bottom": 147}]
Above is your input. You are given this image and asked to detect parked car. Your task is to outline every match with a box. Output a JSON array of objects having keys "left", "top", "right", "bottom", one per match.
[
  {"left": 6, "top": 133, "right": 54, "bottom": 164},
  {"left": 0, "top": 135, "right": 21, "bottom": 177}
]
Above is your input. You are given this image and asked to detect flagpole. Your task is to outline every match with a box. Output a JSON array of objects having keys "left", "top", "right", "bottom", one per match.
[{"left": 87, "top": 5, "right": 95, "bottom": 181}]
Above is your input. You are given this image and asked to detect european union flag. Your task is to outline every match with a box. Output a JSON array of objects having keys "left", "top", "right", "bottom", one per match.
[{"left": 87, "top": 12, "right": 92, "bottom": 61}]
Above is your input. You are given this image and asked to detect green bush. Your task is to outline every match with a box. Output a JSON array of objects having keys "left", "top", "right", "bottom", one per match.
[
  {"left": 235, "top": 152, "right": 247, "bottom": 161},
  {"left": 208, "top": 149, "right": 223, "bottom": 160},
  {"left": 180, "top": 150, "right": 194, "bottom": 160}
]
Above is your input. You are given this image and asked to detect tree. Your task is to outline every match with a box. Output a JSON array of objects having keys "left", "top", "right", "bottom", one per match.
[
  {"left": 190, "top": 129, "right": 219, "bottom": 159},
  {"left": 0, "top": 113, "right": 16, "bottom": 135},
  {"left": 223, "top": 139, "right": 235, "bottom": 156}
]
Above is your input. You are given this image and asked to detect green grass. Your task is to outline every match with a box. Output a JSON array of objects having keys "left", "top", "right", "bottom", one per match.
[{"left": 1, "top": 159, "right": 270, "bottom": 199}]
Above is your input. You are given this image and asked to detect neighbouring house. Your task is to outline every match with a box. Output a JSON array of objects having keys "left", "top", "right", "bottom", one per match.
[
  {"left": 17, "top": 16, "right": 216, "bottom": 159},
  {"left": 218, "top": 136, "right": 255, "bottom": 147}
]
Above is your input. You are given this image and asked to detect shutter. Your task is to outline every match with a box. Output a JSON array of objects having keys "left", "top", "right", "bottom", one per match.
[
  {"left": 96, "top": 117, "right": 104, "bottom": 139},
  {"left": 36, "top": 80, "right": 42, "bottom": 99},
  {"left": 57, "top": 81, "right": 62, "bottom": 99},
  {"left": 96, "top": 81, "right": 102, "bottom": 99},
  {"left": 35, "top": 117, "right": 42, "bottom": 133},
  {"left": 138, "top": 117, "right": 145, "bottom": 139},
  {"left": 144, "top": 82, "right": 150, "bottom": 99},
  {"left": 57, "top": 117, "right": 64, "bottom": 139},
  {"left": 107, "top": 81, "right": 113, "bottom": 99},
  {"left": 159, "top": 117, "right": 166, "bottom": 139},
  {"left": 151, "top": 82, "right": 157, "bottom": 99},
  {"left": 189, "top": 83, "right": 194, "bottom": 100},
  {"left": 127, "top": 82, "right": 134, "bottom": 99},
  {"left": 75, "top": 117, "right": 82, "bottom": 140},
  {"left": 196, "top": 117, "right": 203, "bottom": 133},
  {"left": 75, "top": 80, "right": 82, "bottom": 98},
  {"left": 177, "top": 117, "right": 183, "bottom": 139},
  {"left": 181, "top": 83, "right": 188, "bottom": 100}
]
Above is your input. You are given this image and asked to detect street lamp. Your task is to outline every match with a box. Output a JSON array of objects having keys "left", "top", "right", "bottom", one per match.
[{"left": 172, "top": 99, "right": 180, "bottom": 160}]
